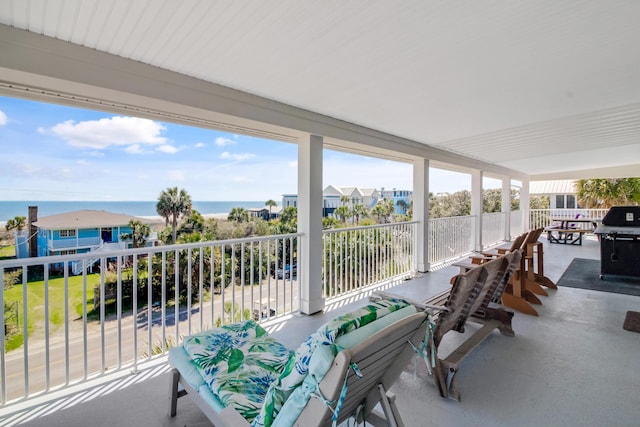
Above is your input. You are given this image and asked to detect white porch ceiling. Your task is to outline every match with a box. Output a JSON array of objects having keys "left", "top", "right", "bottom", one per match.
[{"left": 1, "top": 0, "right": 639, "bottom": 180}]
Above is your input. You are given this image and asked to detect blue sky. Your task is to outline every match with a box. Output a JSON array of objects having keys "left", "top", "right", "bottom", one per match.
[{"left": 0, "top": 95, "right": 483, "bottom": 202}]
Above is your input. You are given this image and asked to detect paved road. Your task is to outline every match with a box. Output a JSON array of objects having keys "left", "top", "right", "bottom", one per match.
[{"left": 2, "top": 279, "right": 299, "bottom": 402}]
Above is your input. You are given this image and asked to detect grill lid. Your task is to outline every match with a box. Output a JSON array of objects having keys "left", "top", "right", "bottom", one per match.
[{"left": 601, "top": 206, "right": 640, "bottom": 227}]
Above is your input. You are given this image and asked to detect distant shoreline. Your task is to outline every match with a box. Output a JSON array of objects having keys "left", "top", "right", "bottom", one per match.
[
  {"left": 0, "top": 200, "right": 268, "bottom": 223},
  {"left": 1, "top": 212, "right": 229, "bottom": 229}
]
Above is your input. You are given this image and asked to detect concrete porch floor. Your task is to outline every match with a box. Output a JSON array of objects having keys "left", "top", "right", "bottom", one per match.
[{"left": 3, "top": 237, "right": 640, "bottom": 426}]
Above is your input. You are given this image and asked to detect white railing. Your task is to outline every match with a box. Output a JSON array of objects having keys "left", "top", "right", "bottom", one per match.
[
  {"left": 530, "top": 208, "right": 608, "bottom": 230},
  {"left": 510, "top": 210, "right": 522, "bottom": 238},
  {"left": 482, "top": 212, "right": 506, "bottom": 249},
  {"left": 322, "top": 221, "right": 416, "bottom": 299},
  {"left": 1, "top": 216, "right": 512, "bottom": 406},
  {"left": 0, "top": 233, "right": 301, "bottom": 405},
  {"left": 48, "top": 236, "right": 102, "bottom": 250},
  {"left": 70, "top": 242, "right": 127, "bottom": 275},
  {"left": 429, "top": 215, "right": 475, "bottom": 265}
]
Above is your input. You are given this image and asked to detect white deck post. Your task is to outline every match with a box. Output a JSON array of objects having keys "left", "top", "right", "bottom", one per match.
[
  {"left": 521, "top": 180, "right": 531, "bottom": 231},
  {"left": 413, "top": 158, "right": 430, "bottom": 272},
  {"left": 471, "top": 170, "right": 483, "bottom": 251},
  {"left": 502, "top": 177, "right": 512, "bottom": 240},
  {"left": 298, "top": 134, "right": 325, "bottom": 315}
]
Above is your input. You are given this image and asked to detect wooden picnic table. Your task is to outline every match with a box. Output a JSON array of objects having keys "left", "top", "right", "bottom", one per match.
[{"left": 545, "top": 217, "right": 597, "bottom": 245}]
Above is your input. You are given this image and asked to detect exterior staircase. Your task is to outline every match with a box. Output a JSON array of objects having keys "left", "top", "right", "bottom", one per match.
[{"left": 71, "top": 241, "right": 126, "bottom": 275}]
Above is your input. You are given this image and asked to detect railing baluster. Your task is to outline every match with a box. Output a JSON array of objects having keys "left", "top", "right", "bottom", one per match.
[
  {"left": 199, "top": 248, "right": 204, "bottom": 332},
  {"left": 187, "top": 248, "right": 192, "bottom": 336},
  {"left": 210, "top": 245, "right": 215, "bottom": 329},
  {"left": 64, "top": 261, "right": 70, "bottom": 383},
  {"left": 231, "top": 244, "right": 236, "bottom": 323},
  {"left": 147, "top": 252, "right": 153, "bottom": 360},
  {"left": 1, "top": 266, "right": 5, "bottom": 405},
  {"left": 82, "top": 263, "right": 88, "bottom": 379},
  {"left": 221, "top": 244, "right": 226, "bottom": 325},
  {"left": 174, "top": 249, "right": 179, "bottom": 343},
  {"left": 100, "top": 258, "right": 106, "bottom": 374},
  {"left": 132, "top": 255, "right": 138, "bottom": 373},
  {"left": 44, "top": 264, "right": 50, "bottom": 390},
  {"left": 116, "top": 255, "right": 122, "bottom": 369},
  {"left": 161, "top": 251, "right": 166, "bottom": 354},
  {"left": 240, "top": 243, "right": 245, "bottom": 321}
]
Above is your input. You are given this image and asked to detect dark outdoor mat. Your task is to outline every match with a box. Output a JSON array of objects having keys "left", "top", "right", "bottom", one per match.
[
  {"left": 557, "top": 258, "right": 640, "bottom": 297},
  {"left": 623, "top": 311, "right": 640, "bottom": 333}
]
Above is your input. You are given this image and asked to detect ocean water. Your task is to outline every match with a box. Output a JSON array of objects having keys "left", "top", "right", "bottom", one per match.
[{"left": 0, "top": 201, "right": 269, "bottom": 222}]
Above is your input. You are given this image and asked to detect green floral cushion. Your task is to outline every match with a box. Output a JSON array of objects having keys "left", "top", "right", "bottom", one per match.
[
  {"left": 252, "top": 298, "right": 410, "bottom": 427},
  {"left": 183, "top": 320, "right": 292, "bottom": 423}
]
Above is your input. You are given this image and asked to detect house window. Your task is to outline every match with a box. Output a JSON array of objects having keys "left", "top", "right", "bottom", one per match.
[
  {"left": 59, "top": 250, "right": 76, "bottom": 255},
  {"left": 567, "top": 195, "right": 576, "bottom": 209},
  {"left": 59, "top": 229, "right": 76, "bottom": 238},
  {"left": 555, "top": 195, "right": 565, "bottom": 209}
]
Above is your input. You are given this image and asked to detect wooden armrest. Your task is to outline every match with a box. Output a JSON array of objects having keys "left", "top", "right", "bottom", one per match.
[{"left": 469, "top": 256, "right": 490, "bottom": 264}]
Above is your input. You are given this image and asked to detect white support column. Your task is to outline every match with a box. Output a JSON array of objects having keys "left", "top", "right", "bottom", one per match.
[
  {"left": 502, "top": 177, "right": 512, "bottom": 240},
  {"left": 471, "top": 170, "right": 483, "bottom": 251},
  {"left": 298, "top": 134, "right": 325, "bottom": 315},
  {"left": 521, "top": 180, "right": 531, "bottom": 231},
  {"left": 413, "top": 158, "right": 430, "bottom": 272}
]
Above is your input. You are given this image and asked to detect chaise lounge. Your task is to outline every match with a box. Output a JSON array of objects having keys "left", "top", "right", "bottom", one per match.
[{"left": 169, "top": 298, "right": 429, "bottom": 426}]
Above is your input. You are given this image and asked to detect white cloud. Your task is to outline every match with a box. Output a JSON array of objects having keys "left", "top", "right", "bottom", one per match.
[
  {"left": 49, "top": 116, "right": 167, "bottom": 150},
  {"left": 195, "top": 142, "right": 206, "bottom": 148},
  {"left": 157, "top": 144, "right": 179, "bottom": 154},
  {"left": 215, "top": 136, "right": 235, "bottom": 146},
  {"left": 125, "top": 144, "right": 145, "bottom": 154},
  {"left": 220, "top": 151, "right": 255, "bottom": 161},
  {"left": 288, "top": 160, "right": 298, "bottom": 168},
  {"left": 0, "top": 110, "right": 7, "bottom": 125}
]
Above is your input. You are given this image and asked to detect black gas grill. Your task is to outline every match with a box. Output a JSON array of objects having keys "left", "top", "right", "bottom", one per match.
[{"left": 594, "top": 206, "right": 640, "bottom": 279}]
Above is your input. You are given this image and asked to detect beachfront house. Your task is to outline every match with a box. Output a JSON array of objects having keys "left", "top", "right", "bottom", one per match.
[
  {"left": 285, "top": 185, "right": 387, "bottom": 218},
  {"left": 248, "top": 207, "right": 271, "bottom": 221},
  {"left": 32, "top": 210, "right": 160, "bottom": 273}
]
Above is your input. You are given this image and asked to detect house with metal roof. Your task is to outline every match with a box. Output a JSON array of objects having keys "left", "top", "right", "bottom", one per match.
[
  {"left": 27, "top": 210, "right": 160, "bottom": 273},
  {"left": 530, "top": 180, "right": 579, "bottom": 209}
]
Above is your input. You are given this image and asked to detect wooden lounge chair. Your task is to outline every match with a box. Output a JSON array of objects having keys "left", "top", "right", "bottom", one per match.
[
  {"left": 477, "top": 231, "right": 528, "bottom": 258},
  {"left": 466, "top": 228, "right": 556, "bottom": 316},
  {"left": 169, "top": 298, "right": 429, "bottom": 426},
  {"left": 374, "top": 251, "right": 521, "bottom": 400}
]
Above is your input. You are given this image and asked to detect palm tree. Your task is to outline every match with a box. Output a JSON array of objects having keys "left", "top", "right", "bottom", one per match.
[
  {"left": 5, "top": 216, "right": 26, "bottom": 232},
  {"left": 340, "top": 195, "right": 350, "bottom": 206},
  {"left": 335, "top": 205, "right": 351, "bottom": 223},
  {"left": 380, "top": 198, "right": 395, "bottom": 223},
  {"left": 156, "top": 187, "right": 192, "bottom": 243},
  {"left": 396, "top": 199, "right": 409, "bottom": 215},
  {"left": 265, "top": 199, "right": 277, "bottom": 220},
  {"left": 352, "top": 203, "right": 368, "bottom": 224},
  {"left": 228, "top": 207, "right": 249, "bottom": 223},
  {"left": 120, "top": 220, "right": 151, "bottom": 248},
  {"left": 576, "top": 178, "right": 640, "bottom": 209},
  {"left": 371, "top": 203, "right": 385, "bottom": 223},
  {"left": 5, "top": 216, "right": 27, "bottom": 252}
]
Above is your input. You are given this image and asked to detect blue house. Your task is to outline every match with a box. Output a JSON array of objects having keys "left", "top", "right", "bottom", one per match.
[{"left": 30, "top": 210, "right": 160, "bottom": 273}]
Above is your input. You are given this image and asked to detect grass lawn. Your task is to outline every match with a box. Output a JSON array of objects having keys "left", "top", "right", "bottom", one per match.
[
  {"left": 0, "top": 245, "right": 15, "bottom": 259},
  {"left": 3, "top": 272, "right": 101, "bottom": 352}
]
